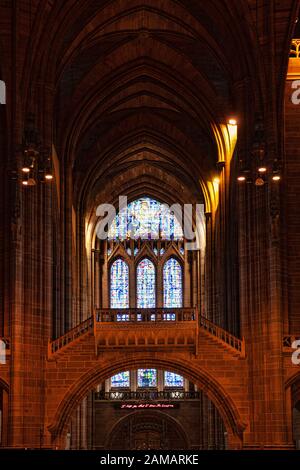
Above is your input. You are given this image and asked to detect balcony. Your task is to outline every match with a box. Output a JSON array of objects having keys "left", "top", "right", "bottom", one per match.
[
  {"left": 48, "top": 308, "right": 245, "bottom": 359},
  {"left": 94, "top": 308, "right": 198, "bottom": 354}
]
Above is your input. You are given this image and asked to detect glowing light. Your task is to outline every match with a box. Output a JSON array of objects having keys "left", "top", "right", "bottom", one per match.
[
  {"left": 228, "top": 118, "right": 237, "bottom": 126},
  {"left": 45, "top": 174, "right": 53, "bottom": 180},
  {"left": 22, "top": 167, "right": 30, "bottom": 173},
  {"left": 255, "top": 177, "right": 265, "bottom": 187},
  {"left": 272, "top": 175, "right": 281, "bottom": 181},
  {"left": 22, "top": 180, "right": 28, "bottom": 186},
  {"left": 258, "top": 167, "right": 267, "bottom": 173},
  {"left": 213, "top": 177, "right": 220, "bottom": 185},
  {"left": 237, "top": 176, "right": 246, "bottom": 182}
]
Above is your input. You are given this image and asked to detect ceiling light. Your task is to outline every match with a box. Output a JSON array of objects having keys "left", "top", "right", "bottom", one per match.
[
  {"left": 272, "top": 174, "right": 281, "bottom": 181},
  {"left": 255, "top": 177, "right": 265, "bottom": 186},
  {"left": 237, "top": 175, "right": 246, "bottom": 182}
]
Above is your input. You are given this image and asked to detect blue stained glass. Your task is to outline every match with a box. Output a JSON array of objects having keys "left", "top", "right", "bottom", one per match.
[
  {"left": 138, "top": 369, "right": 157, "bottom": 387},
  {"left": 164, "top": 371, "right": 184, "bottom": 387},
  {"left": 108, "top": 197, "right": 183, "bottom": 240},
  {"left": 137, "top": 258, "right": 156, "bottom": 308},
  {"left": 117, "top": 313, "right": 129, "bottom": 321},
  {"left": 111, "top": 371, "right": 130, "bottom": 388},
  {"left": 163, "top": 258, "right": 183, "bottom": 308},
  {"left": 110, "top": 259, "right": 129, "bottom": 308},
  {"left": 163, "top": 313, "right": 175, "bottom": 321}
]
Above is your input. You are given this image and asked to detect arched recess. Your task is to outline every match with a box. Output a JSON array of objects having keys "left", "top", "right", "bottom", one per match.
[
  {"left": 0, "top": 378, "right": 9, "bottom": 447},
  {"left": 48, "top": 357, "right": 246, "bottom": 449},
  {"left": 285, "top": 372, "right": 300, "bottom": 449},
  {"left": 105, "top": 410, "right": 190, "bottom": 450}
]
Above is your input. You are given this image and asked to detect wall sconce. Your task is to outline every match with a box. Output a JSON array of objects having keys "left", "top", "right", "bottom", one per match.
[
  {"left": 271, "top": 160, "right": 281, "bottom": 182},
  {"left": 228, "top": 118, "right": 237, "bottom": 126}
]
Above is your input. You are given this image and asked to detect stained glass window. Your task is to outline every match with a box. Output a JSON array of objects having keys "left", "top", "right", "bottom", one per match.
[
  {"left": 164, "top": 371, "right": 184, "bottom": 387},
  {"left": 111, "top": 371, "right": 130, "bottom": 388},
  {"left": 116, "top": 313, "right": 129, "bottom": 321},
  {"left": 137, "top": 258, "right": 156, "bottom": 308},
  {"left": 138, "top": 369, "right": 157, "bottom": 387},
  {"left": 110, "top": 259, "right": 129, "bottom": 308},
  {"left": 163, "top": 258, "right": 182, "bottom": 308},
  {"left": 108, "top": 197, "right": 183, "bottom": 240}
]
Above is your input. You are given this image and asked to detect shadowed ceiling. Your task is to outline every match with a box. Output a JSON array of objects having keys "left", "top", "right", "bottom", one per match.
[{"left": 10, "top": 0, "right": 298, "bottom": 210}]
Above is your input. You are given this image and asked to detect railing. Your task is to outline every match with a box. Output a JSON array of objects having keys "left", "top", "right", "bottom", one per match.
[
  {"left": 290, "top": 39, "right": 300, "bottom": 58},
  {"left": 283, "top": 335, "right": 300, "bottom": 349},
  {"left": 48, "top": 308, "right": 245, "bottom": 357},
  {"left": 199, "top": 315, "right": 245, "bottom": 357},
  {"left": 102, "top": 238, "right": 185, "bottom": 259},
  {"left": 48, "top": 316, "right": 93, "bottom": 355},
  {"left": 95, "top": 308, "right": 196, "bottom": 323},
  {"left": 94, "top": 390, "right": 200, "bottom": 401}
]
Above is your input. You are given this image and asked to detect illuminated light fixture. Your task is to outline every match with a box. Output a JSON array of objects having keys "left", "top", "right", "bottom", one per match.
[
  {"left": 272, "top": 159, "right": 281, "bottom": 182},
  {"left": 237, "top": 175, "right": 246, "bottom": 182},
  {"left": 22, "top": 172, "right": 29, "bottom": 186},
  {"left": 27, "top": 177, "right": 36, "bottom": 186},
  {"left": 255, "top": 176, "right": 265, "bottom": 187},
  {"left": 213, "top": 177, "right": 220, "bottom": 184},
  {"left": 258, "top": 166, "right": 267, "bottom": 173},
  {"left": 43, "top": 156, "right": 53, "bottom": 182},
  {"left": 228, "top": 118, "right": 237, "bottom": 125},
  {"left": 22, "top": 166, "right": 30, "bottom": 173}
]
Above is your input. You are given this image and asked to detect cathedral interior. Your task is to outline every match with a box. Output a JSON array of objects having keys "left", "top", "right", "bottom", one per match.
[{"left": 1, "top": 0, "right": 300, "bottom": 451}]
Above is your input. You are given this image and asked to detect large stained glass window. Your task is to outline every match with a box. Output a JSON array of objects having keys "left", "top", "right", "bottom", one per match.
[
  {"left": 111, "top": 371, "right": 130, "bottom": 388},
  {"left": 110, "top": 259, "right": 129, "bottom": 308},
  {"left": 138, "top": 369, "right": 157, "bottom": 387},
  {"left": 137, "top": 258, "right": 156, "bottom": 308},
  {"left": 164, "top": 371, "right": 184, "bottom": 387},
  {"left": 163, "top": 258, "right": 183, "bottom": 308},
  {"left": 108, "top": 197, "right": 183, "bottom": 240}
]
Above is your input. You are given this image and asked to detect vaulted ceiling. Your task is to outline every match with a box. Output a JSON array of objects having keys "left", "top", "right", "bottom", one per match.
[{"left": 1, "top": 0, "right": 298, "bottom": 212}]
